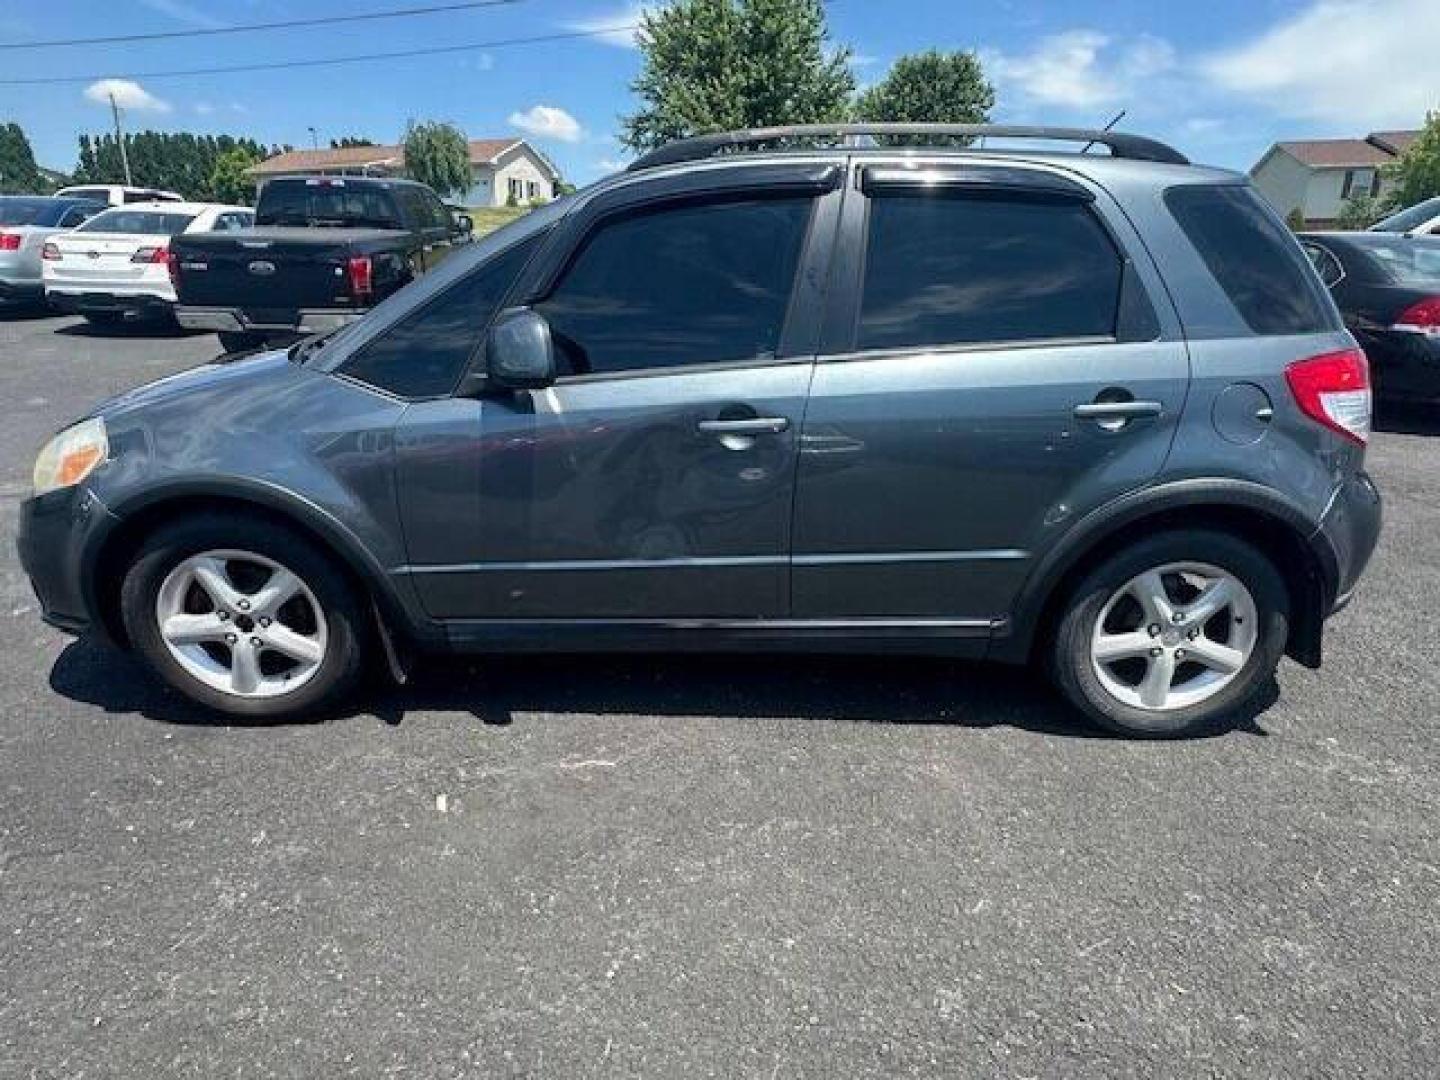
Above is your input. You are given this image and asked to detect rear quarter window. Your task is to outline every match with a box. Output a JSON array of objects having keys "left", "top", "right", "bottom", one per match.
[{"left": 1165, "top": 185, "right": 1334, "bottom": 335}]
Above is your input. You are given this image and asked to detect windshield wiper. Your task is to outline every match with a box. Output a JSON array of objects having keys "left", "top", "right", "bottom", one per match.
[{"left": 288, "top": 328, "right": 341, "bottom": 365}]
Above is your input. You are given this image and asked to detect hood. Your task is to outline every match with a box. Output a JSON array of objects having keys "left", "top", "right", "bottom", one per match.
[{"left": 86, "top": 350, "right": 299, "bottom": 421}]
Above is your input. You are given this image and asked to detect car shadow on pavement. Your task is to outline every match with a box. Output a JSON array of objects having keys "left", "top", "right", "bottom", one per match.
[
  {"left": 1375, "top": 403, "right": 1440, "bottom": 437},
  {"left": 53, "top": 318, "right": 200, "bottom": 340},
  {"left": 48, "top": 636, "right": 1275, "bottom": 741}
]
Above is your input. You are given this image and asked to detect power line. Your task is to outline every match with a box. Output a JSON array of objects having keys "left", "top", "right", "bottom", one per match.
[
  {"left": 0, "top": 26, "right": 640, "bottom": 85},
  {"left": 0, "top": 0, "right": 527, "bottom": 51}
]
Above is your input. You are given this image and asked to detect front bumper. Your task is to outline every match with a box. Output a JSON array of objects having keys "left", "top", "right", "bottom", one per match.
[
  {"left": 16, "top": 485, "right": 119, "bottom": 639},
  {"left": 176, "top": 306, "right": 364, "bottom": 335},
  {"left": 1315, "top": 470, "right": 1382, "bottom": 614}
]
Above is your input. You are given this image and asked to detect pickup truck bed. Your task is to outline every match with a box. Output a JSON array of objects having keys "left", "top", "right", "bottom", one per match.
[{"left": 171, "top": 176, "right": 468, "bottom": 350}]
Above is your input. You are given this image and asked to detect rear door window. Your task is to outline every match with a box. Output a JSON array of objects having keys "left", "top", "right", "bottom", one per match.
[
  {"left": 1165, "top": 185, "right": 1333, "bottom": 335},
  {"left": 75, "top": 210, "right": 196, "bottom": 235},
  {"left": 857, "top": 193, "right": 1123, "bottom": 351}
]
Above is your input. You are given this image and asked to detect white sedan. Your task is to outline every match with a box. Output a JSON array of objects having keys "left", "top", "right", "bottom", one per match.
[{"left": 42, "top": 201, "right": 253, "bottom": 326}]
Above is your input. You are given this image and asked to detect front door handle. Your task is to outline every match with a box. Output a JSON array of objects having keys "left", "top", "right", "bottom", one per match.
[
  {"left": 697, "top": 417, "right": 790, "bottom": 436},
  {"left": 1073, "top": 401, "right": 1164, "bottom": 421}
]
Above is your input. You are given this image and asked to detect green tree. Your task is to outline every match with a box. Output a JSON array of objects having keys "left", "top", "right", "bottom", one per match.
[
  {"left": 621, "top": 0, "right": 854, "bottom": 152},
  {"left": 210, "top": 146, "right": 261, "bottom": 205},
  {"left": 1284, "top": 207, "right": 1306, "bottom": 231},
  {"left": 1384, "top": 110, "right": 1440, "bottom": 210},
  {"left": 331, "top": 136, "right": 377, "bottom": 149},
  {"left": 1336, "top": 194, "right": 1382, "bottom": 230},
  {"left": 0, "top": 122, "right": 45, "bottom": 194},
  {"left": 401, "top": 120, "right": 470, "bottom": 197},
  {"left": 855, "top": 50, "right": 994, "bottom": 132}
]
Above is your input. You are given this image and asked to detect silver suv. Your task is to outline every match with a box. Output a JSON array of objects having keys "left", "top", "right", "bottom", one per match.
[{"left": 18, "top": 125, "right": 1382, "bottom": 738}]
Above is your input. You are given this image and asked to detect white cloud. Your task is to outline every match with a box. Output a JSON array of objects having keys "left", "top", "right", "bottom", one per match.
[
  {"left": 83, "top": 78, "right": 171, "bottom": 113},
  {"left": 565, "top": 3, "right": 655, "bottom": 49},
  {"left": 983, "top": 31, "right": 1177, "bottom": 111},
  {"left": 509, "top": 105, "right": 584, "bottom": 143},
  {"left": 596, "top": 157, "right": 629, "bottom": 173},
  {"left": 194, "top": 101, "right": 215, "bottom": 116},
  {"left": 1202, "top": 0, "right": 1440, "bottom": 127}
]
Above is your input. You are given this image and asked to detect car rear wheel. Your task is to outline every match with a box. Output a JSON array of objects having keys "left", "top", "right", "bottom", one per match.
[
  {"left": 121, "top": 515, "right": 367, "bottom": 721},
  {"left": 1051, "top": 530, "right": 1289, "bottom": 738}
]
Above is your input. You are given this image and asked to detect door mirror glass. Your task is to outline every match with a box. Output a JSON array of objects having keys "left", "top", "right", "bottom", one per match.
[{"left": 486, "top": 307, "right": 556, "bottom": 390}]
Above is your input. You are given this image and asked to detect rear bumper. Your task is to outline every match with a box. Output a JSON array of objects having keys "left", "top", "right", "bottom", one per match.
[
  {"left": 1314, "top": 470, "right": 1382, "bottom": 614},
  {"left": 0, "top": 275, "right": 43, "bottom": 301},
  {"left": 47, "top": 290, "right": 173, "bottom": 316},
  {"left": 176, "top": 306, "right": 365, "bottom": 334}
]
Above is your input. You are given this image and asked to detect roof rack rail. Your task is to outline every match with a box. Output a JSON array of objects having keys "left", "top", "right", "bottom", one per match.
[{"left": 627, "top": 123, "right": 1190, "bottom": 172}]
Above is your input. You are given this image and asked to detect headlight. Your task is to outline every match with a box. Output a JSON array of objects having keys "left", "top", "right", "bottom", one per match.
[{"left": 33, "top": 417, "right": 109, "bottom": 496}]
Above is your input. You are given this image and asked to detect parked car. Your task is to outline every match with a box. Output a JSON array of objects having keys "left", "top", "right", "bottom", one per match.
[
  {"left": 1368, "top": 195, "right": 1440, "bottom": 237},
  {"left": 54, "top": 184, "right": 185, "bottom": 207},
  {"left": 1300, "top": 232, "right": 1440, "bottom": 404},
  {"left": 171, "top": 175, "right": 469, "bottom": 354},
  {"left": 42, "top": 202, "right": 253, "bottom": 325},
  {"left": 0, "top": 195, "right": 106, "bottom": 304},
  {"left": 18, "top": 123, "right": 1381, "bottom": 738}
]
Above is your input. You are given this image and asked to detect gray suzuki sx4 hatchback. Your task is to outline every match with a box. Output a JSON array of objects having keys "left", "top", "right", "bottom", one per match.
[{"left": 18, "top": 125, "right": 1381, "bottom": 737}]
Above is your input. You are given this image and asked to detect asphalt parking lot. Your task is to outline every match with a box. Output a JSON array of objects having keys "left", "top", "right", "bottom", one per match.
[{"left": 1, "top": 307, "right": 1437, "bottom": 1078}]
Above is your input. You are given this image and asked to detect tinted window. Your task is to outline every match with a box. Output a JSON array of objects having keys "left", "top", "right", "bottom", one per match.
[
  {"left": 0, "top": 197, "right": 64, "bottom": 227},
  {"left": 76, "top": 209, "right": 196, "bottom": 235},
  {"left": 1166, "top": 185, "right": 1332, "bottom": 335},
  {"left": 536, "top": 196, "right": 812, "bottom": 376},
  {"left": 257, "top": 181, "right": 401, "bottom": 229},
  {"left": 858, "top": 194, "right": 1122, "bottom": 351},
  {"left": 1349, "top": 236, "right": 1440, "bottom": 286},
  {"left": 341, "top": 235, "right": 540, "bottom": 398},
  {"left": 58, "top": 187, "right": 110, "bottom": 203}
]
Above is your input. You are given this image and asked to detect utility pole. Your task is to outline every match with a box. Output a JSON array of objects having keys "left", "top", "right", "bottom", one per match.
[
  {"left": 109, "top": 92, "right": 133, "bottom": 185},
  {"left": 308, "top": 126, "right": 319, "bottom": 149}
]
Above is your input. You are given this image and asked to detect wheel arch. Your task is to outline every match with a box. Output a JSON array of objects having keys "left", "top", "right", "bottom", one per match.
[
  {"left": 87, "top": 480, "right": 422, "bottom": 651},
  {"left": 995, "top": 480, "right": 1339, "bottom": 670}
]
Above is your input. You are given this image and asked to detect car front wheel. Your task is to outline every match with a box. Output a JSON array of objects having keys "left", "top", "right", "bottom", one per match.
[
  {"left": 1051, "top": 530, "right": 1290, "bottom": 738},
  {"left": 121, "top": 515, "right": 367, "bottom": 721}
]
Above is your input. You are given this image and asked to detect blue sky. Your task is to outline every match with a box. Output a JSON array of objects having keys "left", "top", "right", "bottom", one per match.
[{"left": 1, "top": 0, "right": 1436, "bottom": 185}]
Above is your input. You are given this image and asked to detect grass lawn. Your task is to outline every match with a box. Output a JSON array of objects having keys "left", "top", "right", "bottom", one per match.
[{"left": 466, "top": 206, "right": 531, "bottom": 236}]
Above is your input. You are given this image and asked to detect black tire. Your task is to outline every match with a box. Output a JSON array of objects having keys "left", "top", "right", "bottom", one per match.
[
  {"left": 218, "top": 330, "right": 267, "bottom": 354},
  {"left": 1051, "top": 530, "right": 1289, "bottom": 738},
  {"left": 120, "top": 514, "right": 368, "bottom": 722}
]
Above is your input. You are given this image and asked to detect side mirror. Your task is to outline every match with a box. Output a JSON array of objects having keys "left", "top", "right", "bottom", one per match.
[
  {"left": 486, "top": 307, "right": 556, "bottom": 390},
  {"left": 453, "top": 213, "right": 473, "bottom": 236}
]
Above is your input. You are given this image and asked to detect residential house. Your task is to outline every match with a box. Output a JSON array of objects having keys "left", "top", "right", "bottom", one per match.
[
  {"left": 247, "top": 138, "right": 562, "bottom": 207},
  {"left": 1250, "top": 129, "right": 1419, "bottom": 227}
]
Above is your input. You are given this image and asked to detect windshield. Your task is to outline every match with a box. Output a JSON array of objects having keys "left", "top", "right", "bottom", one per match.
[
  {"left": 76, "top": 209, "right": 196, "bottom": 236},
  {"left": 1351, "top": 236, "right": 1440, "bottom": 285},
  {"left": 1370, "top": 197, "right": 1440, "bottom": 234},
  {"left": 0, "top": 197, "right": 63, "bottom": 227},
  {"left": 257, "top": 181, "right": 402, "bottom": 229}
]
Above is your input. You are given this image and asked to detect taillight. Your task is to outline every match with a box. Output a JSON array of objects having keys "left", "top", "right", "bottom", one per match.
[
  {"left": 131, "top": 245, "right": 170, "bottom": 264},
  {"left": 41, "top": 242, "right": 61, "bottom": 261},
  {"left": 1285, "top": 347, "right": 1371, "bottom": 446},
  {"left": 0, "top": 233, "right": 20, "bottom": 251},
  {"left": 346, "top": 255, "right": 374, "bottom": 299},
  {"left": 1393, "top": 296, "right": 1440, "bottom": 337}
]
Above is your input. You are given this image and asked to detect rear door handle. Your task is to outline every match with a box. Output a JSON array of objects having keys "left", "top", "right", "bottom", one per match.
[
  {"left": 1073, "top": 401, "right": 1163, "bottom": 421},
  {"left": 697, "top": 417, "right": 790, "bottom": 435}
]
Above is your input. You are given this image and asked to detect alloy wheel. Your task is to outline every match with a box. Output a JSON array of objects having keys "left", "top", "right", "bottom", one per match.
[
  {"left": 154, "top": 549, "right": 328, "bottom": 699},
  {"left": 1089, "top": 561, "right": 1258, "bottom": 712}
]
